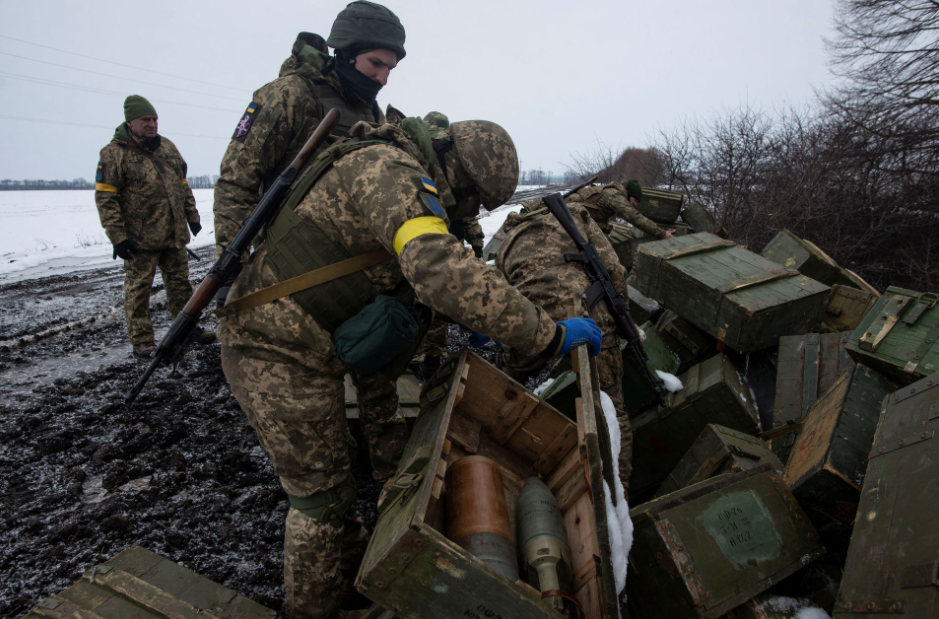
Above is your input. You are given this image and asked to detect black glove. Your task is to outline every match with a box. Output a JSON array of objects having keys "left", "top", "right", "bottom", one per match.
[
  {"left": 189, "top": 221, "right": 202, "bottom": 236},
  {"left": 448, "top": 218, "right": 467, "bottom": 240},
  {"left": 113, "top": 240, "right": 135, "bottom": 260},
  {"left": 473, "top": 245, "right": 484, "bottom": 259}
]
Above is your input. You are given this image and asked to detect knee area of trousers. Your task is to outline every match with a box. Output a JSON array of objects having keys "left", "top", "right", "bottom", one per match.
[{"left": 288, "top": 476, "right": 357, "bottom": 524}]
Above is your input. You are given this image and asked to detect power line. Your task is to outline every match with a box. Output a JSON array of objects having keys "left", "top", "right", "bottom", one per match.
[
  {"left": 0, "top": 71, "right": 242, "bottom": 114},
  {"left": 0, "top": 114, "right": 231, "bottom": 141},
  {"left": 0, "top": 51, "right": 248, "bottom": 103},
  {"left": 0, "top": 33, "right": 251, "bottom": 94}
]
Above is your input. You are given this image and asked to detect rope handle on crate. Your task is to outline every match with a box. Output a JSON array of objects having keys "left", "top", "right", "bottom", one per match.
[{"left": 542, "top": 589, "right": 585, "bottom": 619}]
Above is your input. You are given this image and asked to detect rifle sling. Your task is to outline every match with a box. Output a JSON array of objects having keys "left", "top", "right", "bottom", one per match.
[{"left": 215, "top": 249, "right": 393, "bottom": 318}]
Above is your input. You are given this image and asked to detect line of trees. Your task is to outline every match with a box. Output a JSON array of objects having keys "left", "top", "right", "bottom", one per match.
[{"left": 0, "top": 175, "right": 220, "bottom": 190}]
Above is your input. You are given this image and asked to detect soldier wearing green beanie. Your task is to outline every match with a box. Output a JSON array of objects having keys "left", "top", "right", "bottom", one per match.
[
  {"left": 94, "top": 95, "right": 215, "bottom": 358},
  {"left": 212, "top": 4, "right": 408, "bottom": 617},
  {"left": 565, "top": 179, "right": 674, "bottom": 240}
]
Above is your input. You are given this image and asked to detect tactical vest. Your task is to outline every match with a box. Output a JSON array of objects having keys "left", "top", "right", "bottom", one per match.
[{"left": 303, "top": 77, "right": 382, "bottom": 138}]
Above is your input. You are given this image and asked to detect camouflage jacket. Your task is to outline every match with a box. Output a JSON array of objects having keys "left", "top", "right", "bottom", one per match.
[
  {"left": 568, "top": 182, "right": 665, "bottom": 237},
  {"left": 218, "top": 123, "right": 556, "bottom": 369},
  {"left": 495, "top": 204, "right": 629, "bottom": 350},
  {"left": 213, "top": 34, "right": 385, "bottom": 257},
  {"left": 95, "top": 123, "right": 198, "bottom": 251}
]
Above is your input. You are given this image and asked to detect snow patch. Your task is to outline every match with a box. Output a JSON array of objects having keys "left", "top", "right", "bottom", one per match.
[
  {"left": 534, "top": 377, "right": 556, "bottom": 397},
  {"left": 656, "top": 370, "right": 683, "bottom": 393},
  {"left": 756, "top": 596, "right": 831, "bottom": 619},
  {"left": 599, "top": 390, "right": 633, "bottom": 599}
]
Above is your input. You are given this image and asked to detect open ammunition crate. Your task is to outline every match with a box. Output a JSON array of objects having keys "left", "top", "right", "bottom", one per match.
[
  {"left": 636, "top": 186, "right": 684, "bottom": 223},
  {"left": 356, "top": 350, "right": 621, "bottom": 618},
  {"left": 25, "top": 545, "right": 275, "bottom": 618}
]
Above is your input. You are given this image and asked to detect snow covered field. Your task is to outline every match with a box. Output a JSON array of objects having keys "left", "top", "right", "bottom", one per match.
[
  {"left": 0, "top": 186, "right": 539, "bottom": 284},
  {"left": 0, "top": 189, "right": 216, "bottom": 282}
]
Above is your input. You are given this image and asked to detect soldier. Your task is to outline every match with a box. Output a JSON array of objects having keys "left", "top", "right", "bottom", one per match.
[
  {"left": 566, "top": 179, "right": 675, "bottom": 239},
  {"left": 94, "top": 94, "right": 215, "bottom": 357},
  {"left": 214, "top": 1, "right": 409, "bottom": 484},
  {"left": 495, "top": 201, "right": 634, "bottom": 490},
  {"left": 218, "top": 118, "right": 601, "bottom": 618}
]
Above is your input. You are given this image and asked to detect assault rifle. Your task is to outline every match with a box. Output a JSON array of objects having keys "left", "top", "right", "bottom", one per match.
[
  {"left": 542, "top": 192, "right": 668, "bottom": 408},
  {"left": 125, "top": 108, "right": 342, "bottom": 404}
]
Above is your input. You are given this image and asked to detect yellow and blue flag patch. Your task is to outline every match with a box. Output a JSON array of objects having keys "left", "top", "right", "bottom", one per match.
[
  {"left": 420, "top": 177, "right": 438, "bottom": 195},
  {"left": 233, "top": 101, "right": 262, "bottom": 140},
  {"left": 95, "top": 162, "right": 104, "bottom": 182}
]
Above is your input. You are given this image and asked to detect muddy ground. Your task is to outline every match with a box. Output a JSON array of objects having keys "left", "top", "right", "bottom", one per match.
[{"left": 0, "top": 248, "right": 387, "bottom": 617}]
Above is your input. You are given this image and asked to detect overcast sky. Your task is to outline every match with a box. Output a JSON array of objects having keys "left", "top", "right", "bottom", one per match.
[{"left": 0, "top": 0, "right": 836, "bottom": 180}]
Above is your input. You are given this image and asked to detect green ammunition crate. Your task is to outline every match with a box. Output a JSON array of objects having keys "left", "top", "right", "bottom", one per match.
[
  {"left": 25, "top": 545, "right": 276, "bottom": 619},
  {"left": 761, "top": 230, "right": 879, "bottom": 294},
  {"left": 771, "top": 332, "right": 856, "bottom": 462},
  {"left": 633, "top": 233, "right": 831, "bottom": 353},
  {"left": 629, "top": 354, "right": 762, "bottom": 498},
  {"left": 627, "top": 282, "right": 663, "bottom": 325},
  {"left": 846, "top": 286, "right": 939, "bottom": 384},
  {"left": 784, "top": 365, "right": 896, "bottom": 537},
  {"left": 608, "top": 221, "right": 692, "bottom": 271},
  {"left": 655, "top": 424, "right": 784, "bottom": 498},
  {"left": 357, "top": 351, "right": 620, "bottom": 619},
  {"left": 833, "top": 372, "right": 939, "bottom": 618},
  {"left": 818, "top": 285, "right": 879, "bottom": 334},
  {"left": 635, "top": 186, "right": 684, "bottom": 224},
  {"left": 680, "top": 202, "right": 728, "bottom": 237},
  {"left": 655, "top": 310, "right": 718, "bottom": 373},
  {"left": 627, "top": 466, "right": 824, "bottom": 619}
]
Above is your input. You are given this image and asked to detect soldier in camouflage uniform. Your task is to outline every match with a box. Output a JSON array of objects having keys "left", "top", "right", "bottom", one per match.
[
  {"left": 567, "top": 179, "right": 674, "bottom": 240},
  {"left": 218, "top": 117, "right": 602, "bottom": 619},
  {"left": 214, "top": 2, "right": 409, "bottom": 486},
  {"left": 95, "top": 95, "right": 212, "bottom": 357},
  {"left": 495, "top": 201, "right": 634, "bottom": 489}
]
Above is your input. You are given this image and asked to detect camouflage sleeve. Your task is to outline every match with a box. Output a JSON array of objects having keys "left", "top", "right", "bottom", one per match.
[
  {"left": 585, "top": 214, "right": 629, "bottom": 298},
  {"left": 94, "top": 145, "right": 128, "bottom": 245},
  {"left": 167, "top": 141, "right": 199, "bottom": 224},
  {"left": 464, "top": 217, "right": 485, "bottom": 249},
  {"left": 336, "top": 146, "right": 557, "bottom": 357},
  {"left": 213, "top": 78, "right": 319, "bottom": 256},
  {"left": 598, "top": 188, "right": 665, "bottom": 238}
]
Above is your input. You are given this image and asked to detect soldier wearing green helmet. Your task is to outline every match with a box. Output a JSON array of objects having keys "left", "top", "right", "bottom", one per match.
[{"left": 218, "top": 116, "right": 604, "bottom": 619}]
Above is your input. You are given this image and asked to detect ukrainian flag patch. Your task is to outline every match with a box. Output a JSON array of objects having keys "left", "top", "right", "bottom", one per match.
[
  {"left": 96, "top": 162, "right": 104, "bottom": 182},
  {"left": 420, "top": 177, "right": 438, "bottom": 195},
  {"left": 419, "top": 192, "right": 447, "bottom": 219}
]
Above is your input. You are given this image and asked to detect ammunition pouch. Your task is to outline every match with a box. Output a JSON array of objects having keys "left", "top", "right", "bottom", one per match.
[
  {"left": 332, "top": 294, "right": 428, "bottom": 377},
  {"left": 287, "top": 476, "right": 357, "bottom": 524}
]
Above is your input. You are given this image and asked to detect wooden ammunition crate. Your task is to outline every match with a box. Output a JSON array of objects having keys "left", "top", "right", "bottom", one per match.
[
  {"left": 846, "top": 286, "right": 939, "bottom": 384},
  {"left": 818, "top": 285, "right": 879, "bottom": 333},
  {"left": 629, "top": 354, "right": 762, "bottom": 498},
  {"left": 655, "top": 310, "right": 718, "bottom": 374},
  {"left": 655, "top": 424, "right": 784, "bottom": 498},
  {"left": 627, "top": 466, "right": 824, "bottom": 619},
  {"left": 25, "top": 545, "right": 275, "bottom": 618},
  {"left": 833, "top": 372, "right": 939, "bottom": 618},
  {"left": 636, "top": 187, "right": 684, "bottom": 223},
  {"left": 771, "top": 332, "right": 856, "bottom": 462},
  {"left": 608, "top": 221, "right": 692, "bottom": 271},
  {"left": 680, "top": 203, "right": 728, "bottom": 238},
  {"left": 633, "top": 233, "right": 831, "bottom": 353},
  {"left": 784, "top": 365, "right": 896, "bottom": 537},
  {"left": 761, "top": 230, "right": 844, "bottom": 287},
  {"left": 356, "top": 351, "right": 620, "bottom": 619}
]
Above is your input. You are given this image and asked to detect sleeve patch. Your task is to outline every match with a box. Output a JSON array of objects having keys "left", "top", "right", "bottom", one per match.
[
  {"left": 232, "top": 102, "right": 262, "bottom": 140},
  {"left": 419, "top": 192, "right": 447, "bottom": 219},
  {"left": 420, "top": 177, "right": 438, "bottom": 195},
  {"left": 96, "top": 161, "right": 104, "bottom": 182}
]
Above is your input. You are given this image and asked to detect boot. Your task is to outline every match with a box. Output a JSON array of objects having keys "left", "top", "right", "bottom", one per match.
[
  {"left": 190, "top": 325, "right": 217, "bottom": 345},
  {"left": 133, "top": 343, "right": 156, "bottom": 358}
]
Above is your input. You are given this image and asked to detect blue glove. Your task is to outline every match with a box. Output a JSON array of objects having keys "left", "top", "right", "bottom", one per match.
[
  {"left": 554, "top": 318, "right": 602, "bottom": 357},
  {"left": 467, "top": 331, "right": 491, "bottom": 347}
]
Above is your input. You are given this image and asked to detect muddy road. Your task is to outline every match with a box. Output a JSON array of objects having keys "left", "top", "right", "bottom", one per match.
[{"left": 0, "top": 248, "right": 383, "bottom": 617}]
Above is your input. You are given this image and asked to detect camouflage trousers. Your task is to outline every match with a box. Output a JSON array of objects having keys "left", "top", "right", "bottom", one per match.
[
  {"left": 414, "top": 319, "right": 448, "bottom": 361},
  {"left": 123, "top": 246, "right": 192, "bottom": 345},
  {"left": 221, "top": 346, "right": 375, "bottom": 619},
  {"left": 348, "top": 371, "right": 409, "bottom": 481},
  {"left": 505, "top": 345, "right": 633, "bottom": 494}
]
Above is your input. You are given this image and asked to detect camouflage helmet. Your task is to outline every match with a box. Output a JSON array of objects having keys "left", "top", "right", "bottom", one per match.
[
  {"left": 327, "top": 1, "right": 407, "bottom": 60},
  {"left": 449, "top": 120, "right": 519, "bottom": 211},
  {"left": 423, "top": 111, "right": 450, "bottom": 139}
]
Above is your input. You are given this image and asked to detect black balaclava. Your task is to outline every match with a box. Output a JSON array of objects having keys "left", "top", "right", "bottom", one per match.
[{"left": 333, "top": 50, "right": 383, "bottom": 105}]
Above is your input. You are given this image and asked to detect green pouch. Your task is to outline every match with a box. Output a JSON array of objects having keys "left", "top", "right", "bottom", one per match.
[{"left": 332, "top": 295, "right": 420, "bottom": 375}]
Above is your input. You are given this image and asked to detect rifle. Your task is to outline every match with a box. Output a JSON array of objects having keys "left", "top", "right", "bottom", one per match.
[
  {"left": 542, "top": 192, "right": 668, "bottom": 408},
  {"left": 562, "top": 174, "right": 598, "bottom": 198},
  {"left": 125, "top": 108, "right": 342, "bottom": 404},
  {"left": 186, "top": 247, "right": 200, "bottom": 261}
]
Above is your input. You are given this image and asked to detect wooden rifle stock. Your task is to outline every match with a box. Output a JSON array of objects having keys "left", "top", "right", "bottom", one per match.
[{"left": 125, "top": 109, "right": 342, "bottom": 405}]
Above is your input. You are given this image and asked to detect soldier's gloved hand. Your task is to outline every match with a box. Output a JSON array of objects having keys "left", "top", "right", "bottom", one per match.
[
  {"left": 467, "top": 331, "right": 491, "bottom": 347},
  {"left": 215, "top": 272, "right": 239, "bottom": 309},
  {"left": 473, "top": 245, "right": 484, "bottom": 259},
  {"left": 113, "top": 240, "right": 135, "bottom": 260},
  {"left": 547, "top": 318, "right": 603, "bottom": 358},
  {"left": 189, "top": 221, "right": 202, "bottom": 236}
]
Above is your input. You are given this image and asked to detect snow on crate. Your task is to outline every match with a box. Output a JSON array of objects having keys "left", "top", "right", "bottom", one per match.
[
  {"left": 599, "top": 390, "right": 633, "bottom": 596},
  {"left": 656, "top": 370, "right": 683, "bottom": 393}
]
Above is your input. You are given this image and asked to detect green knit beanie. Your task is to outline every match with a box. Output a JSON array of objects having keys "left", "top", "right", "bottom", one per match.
[
  {"left": 124, "top": 95, "right": 157, "bottom": 122},
  {"left": 625, "top": 179, "right": 643, "bottom": 202}
]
